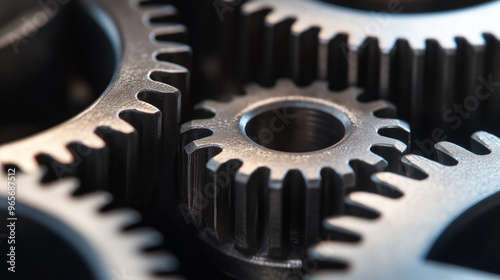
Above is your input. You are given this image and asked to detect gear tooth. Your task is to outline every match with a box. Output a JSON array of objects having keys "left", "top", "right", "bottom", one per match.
[
  {"left": 389, "top": 39, "right": 415, "bottom": 124},
  {"left": 242, "top": 1, "right": 271, "bottom": 14},
  {"left": 80, "top": 134, "right": 107, "bottom": 150},
  {"left": 125, "top": 228, "right": 164, "bottom": 249},
  {"left": 196, "top": 99, "right": 220, "bottom": 114},
  {"left": 357, "top": 37, "right": 381, "bottom": 100},
  {"left": 265, "top": 10, "right": 289, "bottom": 25},
  {"left": 340, "top": 86, "right": 364, "bottom": 101},
  {"left": 308, "top": 243, "right": 354, "bottom": 269},
  {"left": 207, "top": 152, "right": 237, "bottom": 172},
  {"left": 235, "top": 167, "right": 270, "bottom": 253},
  {"left": 192, "top": 136, "right": 221, "bottom": 151},
  {"left": 372, "top": 172, "right": 417, "bottom": 192},
  {"left": 348, "top": 192, "right": 395, "bottom": 213},
  {"left": 364, "top": 99, "right": 394, "bottom": 113},
  {"left": 402, "top": 154, "right": 444, "bottom": 174},
  {"left": 435, "top": 141, "right": 472, "bottom": 163},
  {"left": 144, "top": 252, "right": 180, "bottom": 275},
  {"left": 324, "top": 216, "right": 371, "bottom": 237},
  {"left": 290, "top": 26, "right": 320, "bottom": 86},
  {"left": 471, "top": 131, "right": 500, "bottom": 152},
  {"left": 77, "top": 191, "right": 114, "bottom": 211},
  {"left": 422, "top": 39, "right": 456, "bottom": 133},
  {"left": 107, "top": 208, "right": 143, "bottom": 228},
  {"left": 152, "top": 25, "right": 189, "bottom": 44},
  {"left": 154, "top": 45, "right": 191, "bottom": 69},
  {"left": 327, "top": 33, "right": 349, "bottom": 90},
  {"left": 383, "top": 139, "right": 408, "bottom": 155},
  {"left": 258, "top": 17, "right": 295, "bottom": 86},
  {"left": 142, "top": 5, "right": 179, "bottom": 24},
  {"left": 330, "top": 164, "right": 356, "bottom": 188},
  {"left": 378, "top": 119, "right": 411, "bottom": 133},
  {"left": 111, "top": 114, "right": 138, "bottom": 134},
  {"left": 373, "top": 135, "right": 408, "bottom": 154},
  {"left": 180, "top": 120, "right": 212, "bottom": 134},
  {"left": 359, "top": 153, "right": 388, "bottom": 171}
]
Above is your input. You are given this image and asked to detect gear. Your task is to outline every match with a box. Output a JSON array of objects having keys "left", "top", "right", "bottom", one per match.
[
  {"left": 181, "top": 79, "right": 409, "bottom": 279},
  {"left": 309, "top": 131, "right": 500, "bottom": 280},
  {"left": 0, "top": 0, "right": 190, "bottom": 206},
  {"left": 239, "top": 0, "right": 500, "bottom": 140},
  {"left": 0, "top": 169, "right": 181, "bottom": 279}
]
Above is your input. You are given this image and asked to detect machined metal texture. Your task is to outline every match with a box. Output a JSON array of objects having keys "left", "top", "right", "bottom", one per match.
[
  {"left": 0, "top": 169, "right": 181, "bottom": 279},
  {"left": 0, "top": 0, "right": 190, "bottom": 207},
  {"left": 239, "top": 0, "right": 500, "bottom": 142},
  {"left": 181, "top": 79, "right": 409, "bottom": 279},
  {"left": 309, "top": 131, "right": 500, "bottom": 279}
]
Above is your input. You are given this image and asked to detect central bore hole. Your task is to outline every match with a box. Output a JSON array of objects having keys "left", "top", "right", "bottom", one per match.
[
  {"left": 245, "top": 107, "right": 345, "bottom": 153},
  {"left": 321, "top": 0, "right": 494, "bottom": 13}
]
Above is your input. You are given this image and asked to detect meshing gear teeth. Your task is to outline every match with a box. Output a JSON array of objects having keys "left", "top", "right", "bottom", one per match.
[
  {"left": 181, "top": 79, "right": 409, "bottom": 279},
  {"left": 0, "top": 0, "right": 190, "bottom": 207},
  {"left": 0, "top": 169, "right": 182, "bottom": 279},
  {"left": 308, "top": 131, "right": 500, "bottom": 280},
  {"left": 239, "top": 0, "right": 500, "bottom": 143}
]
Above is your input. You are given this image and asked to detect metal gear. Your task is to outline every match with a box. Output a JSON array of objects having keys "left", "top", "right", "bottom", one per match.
[
  {"left": 181, "top": 79, "right": 409, "bottom": 279},
  {"left": 0, "top": 169, "right": 181, "bottom": 279},
  {"left": 0, "top": 0, "right": 190, "bottom": 207},
  {"left": 309, "top": 131, "right": 500, "bottom": 280},
  {"left": 239, "top": 0, "right": 500, "bottom": 140}
]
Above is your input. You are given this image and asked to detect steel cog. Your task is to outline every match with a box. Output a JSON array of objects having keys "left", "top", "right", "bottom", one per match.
[
  {"left": 309, "top": 131, "right": 500, "bottom": 279},
  {"left": 181, "top": 79, "right": 409, "bottom": 279},
  {"left": 0, "top": 0, "right": 190, "bottom": 206},
  {"left": 0, "top": 169, "right": 182, "bottom": 279},
  {"left": 239, "top": 0, "right": 500, "bottom": 140}
]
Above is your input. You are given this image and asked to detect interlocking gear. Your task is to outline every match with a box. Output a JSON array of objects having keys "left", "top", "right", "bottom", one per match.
[
  {"left": 0, "top": 0, "right": 189, "bottom": 206},
  {"left": 309, "top": 131, "right": 500, "bottom": 280},
  {"left": 181, "top": 79, "right": 409, "bottom": 279},
  {"left": 0, "top": 169, "right": 181, "bottom": 280},
  {"left": 240, "top": 0, "right": 500, "bottom": 139}
]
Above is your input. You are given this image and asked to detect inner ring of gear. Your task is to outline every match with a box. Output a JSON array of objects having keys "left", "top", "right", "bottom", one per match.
[{"left": 239, "top": 97, "right": 351, "bottom": 153}]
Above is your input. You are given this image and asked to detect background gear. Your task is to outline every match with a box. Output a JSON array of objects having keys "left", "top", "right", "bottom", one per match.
[
  {"left": 239, "top": 0, "right": 500, "bottom": 147},
  {"left": 0, "top": 0, "right": 190, "bottom": 208},
  {"left": 181, "top": 79, "right": 409, "bottom": 279},
  {"left": 0, "top": 169, "right": 181, "bottom": 280},
  {"left": 308, "top": 131, "right": 500, "bottom": 279}
]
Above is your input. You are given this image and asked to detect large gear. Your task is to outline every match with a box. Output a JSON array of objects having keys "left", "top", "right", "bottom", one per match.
[
  {"left": 181, "top": 79, "right": 409, "bottom": 279},
  {"left": 0, "top": 169, "right": 181, "bottom": 279},
  {"left": 239, "top": 0, "right": 500, "bottom": 141},
  {"left": 308, "top": 131, "right": 500, "bottom": 279},
  {"left": 0, "top": 0, "right": 190, "bottom": 206}
]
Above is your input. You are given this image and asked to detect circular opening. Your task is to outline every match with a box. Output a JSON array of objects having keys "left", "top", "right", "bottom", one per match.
[
  {"left": 244, "top": 106, "right": 346, "bottom": 153},
  {"left": 0, "top": 0, "right": 119, "bottom": 144},
  {"left": 321, "top": 0, "right": 495, "bottom": 13}
]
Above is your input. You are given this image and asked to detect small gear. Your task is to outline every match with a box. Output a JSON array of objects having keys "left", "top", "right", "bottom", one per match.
[
  {"left": 239, "top": 0, "right": 500, "bottom": 140},
  {"left": 0, "top": 169, "right": 181, "bottom": 279},
  {"left": 0, "top": 0, "right": 190, "bottom": 207},
  {"left": 309, "top": 131, "right": 500, "bottom": 279},
  {"left": 181, "top": 79, "right": 409, "bottom": 279}
]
